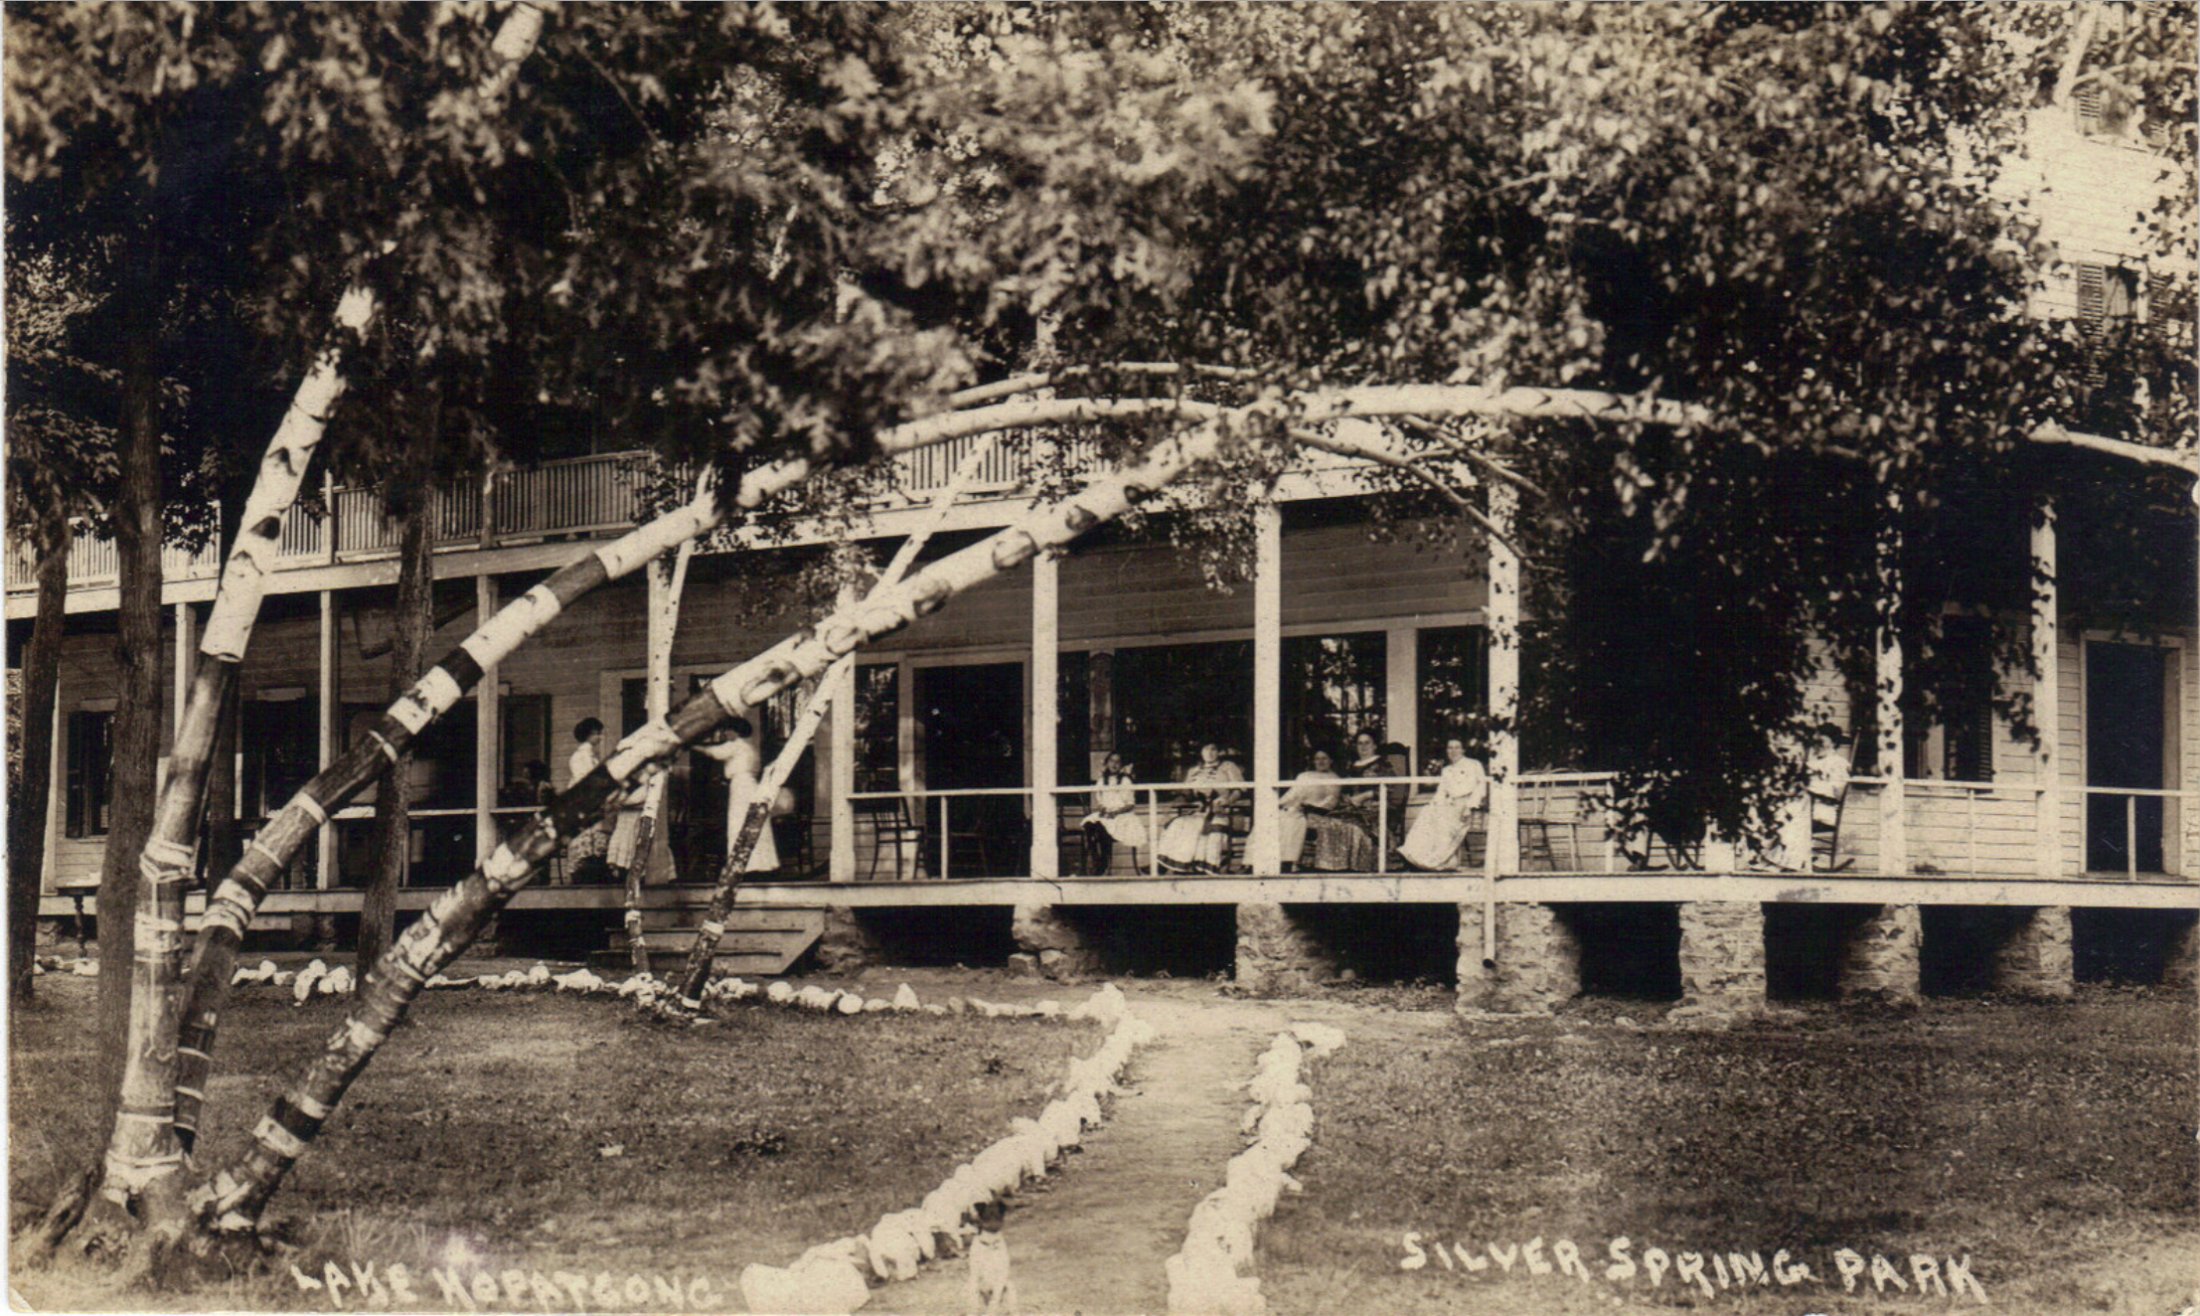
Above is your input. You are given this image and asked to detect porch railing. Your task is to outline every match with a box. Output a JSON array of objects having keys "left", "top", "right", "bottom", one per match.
[{"left": 5, "top": 452, "right": 647, "bottom": 594}]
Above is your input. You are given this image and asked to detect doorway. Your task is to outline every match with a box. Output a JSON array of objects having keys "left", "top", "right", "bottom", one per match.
[
  {"left": 917, "top": 662, "right": 1025, "bottom": 875},
  {"left": 2086, "top": 641, "right": 2170, "bottom": 874}
]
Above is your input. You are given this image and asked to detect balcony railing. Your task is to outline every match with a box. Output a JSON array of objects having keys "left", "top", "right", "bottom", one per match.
[{"left": 6, "top": 452, "right": 648, "bottom": 595}]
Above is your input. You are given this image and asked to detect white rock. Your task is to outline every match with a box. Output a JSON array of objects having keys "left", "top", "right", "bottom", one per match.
[
  {"left": 319, "top": 966, "right": 354, "bottom": 995},
  {"left": 863, "top": 997, "right": 891, "bottom": 1013},
  {"left": 836, "top": 993, "right": 866, "bottom": 1016},
  {"left": 291, "top": 959, "right": 327, "bottom": 1004},
  {"left": 552, "top": 968, "right": 605, "bottom": 993},
  {"left": 767, "top": 980, "right": 796, "bottom": 1003},
  {"left": 893, "top": 983, "right": 921, "bottom": 1011},
  {"left": 1288, "top": 1021, "right": 1347, "bottom": 1058},
  {"left": 526, "top": 963, "right": 552, "bottom": 986},
  {"left": 738, "top": 1257, "right": 871, "bottom": 1316}
]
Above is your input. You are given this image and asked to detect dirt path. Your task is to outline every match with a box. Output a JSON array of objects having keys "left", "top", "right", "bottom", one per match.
[{"left": 866, "top": 989, "right": 1316, "bottom": 1316}]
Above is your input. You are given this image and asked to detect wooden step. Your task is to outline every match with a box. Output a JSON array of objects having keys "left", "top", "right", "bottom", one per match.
[{"left": 594, "top": 906, "right": 825, "bottom": 978}]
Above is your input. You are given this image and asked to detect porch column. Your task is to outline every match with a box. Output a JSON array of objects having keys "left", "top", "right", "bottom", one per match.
[
  {"left": 317, "top": 590, "right": 338, "bottom": 890},
  {"left": 1875, "top": 510, "right": 1908, "bottom": 876},
  {"left": 2032, "top": 499, "right": 2062, "bottom": 878},
  {"left": 172, "top": 601, "right": 194, "bottom": 740},
  {"left": 475, "top": 575, "right": 499, "bottom": 866},
  {"left": 826, "top": 658, "right": 856, "bottom": 883},
  {"left": 1029, "top": 550, "right": 1060, "bottom": 879},
  {"left": 1486, "top": 485, "right": 1520, "bottom": 876},
  {"left": 1249, "top": 505, "right": 1283, "bottom": 873},
  {"left": 1385, "top": 624, "right": 1417, "bottom": 763}
]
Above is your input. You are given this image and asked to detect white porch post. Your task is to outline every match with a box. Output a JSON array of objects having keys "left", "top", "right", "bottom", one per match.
[
  {"left": 1249, "top": 505, "right": 1283, "bottom": 873},
  {"left": 475, "top": 575, "right": 500, "bottom": 866},
  {"left": 1386, "top": 624, "right": 1418, "bottom": 763},
  {"left": 172, "top": 601, "right": 194, "bottom": 740},
  {"left": 1029, "top": 550, "right": 1060, "bottom": 878},
  {"left": 1876, "top": 510, "right": 1909, "bottom": 876},
  {"left": 827, "top": 658, "right": 856, "bottom": 883},
  {"left": 1486, "top": 486, "right": 1521, "bottom": 877},
  {"left": 317, "top": 589, "right": 338, "bottom": 890},
  {"left": 2032, "top": 499, "right": 2062, "bottom": 879}
]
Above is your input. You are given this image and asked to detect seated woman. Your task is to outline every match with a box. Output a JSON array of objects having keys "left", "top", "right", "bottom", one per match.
[
  {"left": 1398, "top": 737, "right": 1489, "bottom": 870},
  {"left": 1277, "top": 749, "right": 1374, "bottom": 872},
  {"left": 1155, "top": 743, "right": 1244, "bottom": 874},
  {"left": 1081, "top": 752, "right": 1148, "bottom": 874},
  {"left": 1337, "top": 730, "right": 1408, "bottom": 855}
]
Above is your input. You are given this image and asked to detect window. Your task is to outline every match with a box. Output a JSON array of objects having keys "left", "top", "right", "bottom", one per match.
[
  {"left": 1935, "top": 616, "right": 1996, "bottom": 783},
  {"left": 64, "top": 709, "right": 112, "bottom": 837},
  {"left": 1282, "top": 632, "right": 1387, "bottom": 771},
  {"left": 854, "top": 663, "right": 901, "bottom": 792},
  {"left": 1417, "top": 626, "right": 1490, "bottom": 756},
  {"left": 498, "top": 693, "right": 554, "bottom": 804},
  {"left": 1112, "top": 641, "right": 1253, "bottom": 780},
  {"left": 1057, "top": 650, "right": 1093, "bottom": 782},
  {"left": 241, "top": 697, "right": 319, "bottom": 821}
]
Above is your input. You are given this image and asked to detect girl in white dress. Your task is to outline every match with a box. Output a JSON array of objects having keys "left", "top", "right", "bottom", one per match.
[{"left": 1081, "top": 753, "right": 1148, "bottom": 874}]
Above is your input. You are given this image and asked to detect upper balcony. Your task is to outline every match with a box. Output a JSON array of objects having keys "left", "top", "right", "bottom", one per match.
[{"left": 4, "top": 436, "right": 1374, "bottom": 616}]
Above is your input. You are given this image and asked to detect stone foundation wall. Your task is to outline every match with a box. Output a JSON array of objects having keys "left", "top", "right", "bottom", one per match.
[
  {"left": 1990, "top": 906, "right": 2074, "bottom": 999},
  {"left": 814, "top": 905, "right": 881, "bottom": 973},
  {"left": 1673, "top": 901, "right": 1765, "bottom": 1023},
  {"left": 1234, "top": 903, "right": 1336, "bottom": 993},
  {"left": 2165, "top": 914, "right": 2199, "bottom": 992},
  {"left": 1011, "top": 903, "right": 1102, "bottom": 981},
  {"left": 1839, "top": 903, "right": 1920, "bottom": 1005},
  {"left": 1457, "top": 903, "right": 1581, "bottom": 1014}
]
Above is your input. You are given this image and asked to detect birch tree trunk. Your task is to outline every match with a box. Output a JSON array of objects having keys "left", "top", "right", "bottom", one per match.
[
  {"left": 8, "top": 506, "right": 70, "bottom": 1005},
  {"left": 170, "top": 490, "right": 721, "bottom": 1149},
  {"left": 90, "top": 8, "right": 547, "bottom": 1230},
  {"left": 628, "top": 536, "right": 697, "bottom": 972},
  {"left": 673, "top": 438, "right": 997, "bottom": 1005}
]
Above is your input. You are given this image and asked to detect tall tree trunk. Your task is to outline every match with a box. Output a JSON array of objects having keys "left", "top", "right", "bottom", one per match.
[
  {"left": 200, "top": 678, "right": 241, "bottom": 894},
  {"left": 9, "top": 505, "right": 71, "bottom": 1005},
  {"left": 94, "top": 296, "right": 168, "bottom": 1158},
  {"left": 26, "top": 10, "right": 556, "bottom": 1263},
  {"left": 360, "top": 421, "right": 439, "bottom": 973}
]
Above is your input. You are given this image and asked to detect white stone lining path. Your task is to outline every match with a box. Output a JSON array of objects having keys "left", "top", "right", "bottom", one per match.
[{"left": 1164, "top": 1022, "right": 1345, "bottom": 1316}]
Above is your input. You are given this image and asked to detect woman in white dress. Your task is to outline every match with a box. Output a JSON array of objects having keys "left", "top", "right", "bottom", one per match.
[
  {"left": 1276, "top": 750, "right": 1344, "bottom": 872},
  {"left": 1156, "top": 743, "right": 1244, "bottom": 874},
  {"left": 696, "top": 715, "right": 780, "bottom": 874},
  {"left": 1398, "top": 738, "right": 1489, "bottom": 871},
  {"left": 565, "top": 718, "right": 614, "bottom": 881},
  {"left": 1081, "top": 753, "right": 1148, "bottom": 874}
]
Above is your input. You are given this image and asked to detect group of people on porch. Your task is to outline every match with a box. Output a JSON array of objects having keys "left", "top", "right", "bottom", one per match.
[{"left": 1079, "top": 730, "right": 1490, "bottom": 876}]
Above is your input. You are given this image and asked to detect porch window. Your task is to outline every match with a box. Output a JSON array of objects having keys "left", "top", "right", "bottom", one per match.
[
  {"left": 241, "top": 697, "right": 319, "bottom": 821},
  {"left": 1282, "top": 632, "right": 1387, "bottom": 769},
  {"left": 63, "top": 709, "right": 111, "bottom": 837},
  {"left": 1417, "top": 625, "right": 1489, "bottom": 755},
  {"left": 854, "top": 662, "right": 900, "bottom": 792},
  {"left": 498, "top": 693, "right": 554, "bottom": 804},
  {"left": 1112, "top": 641, "right": 1252, "bottom": 781}
]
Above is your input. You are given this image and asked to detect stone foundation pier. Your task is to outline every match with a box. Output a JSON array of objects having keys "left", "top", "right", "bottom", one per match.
[
  {"left": 1839, "top": 903, "right": 1921, "bottom": 1005},
  {"left": 1456, "top": 902, "right": 1581, "bottom": 1014},
  {"left": 1672, "top": 901, "right": 1766, "bottom": 1023},
  {"left": 1235, "top": 903, "right": 1337, "bottom": 993},
  {"left": 1012, "top": 903, "right": 1103, "bottom": 981},
  {"left": 1989, "top": 906, "right": 2074, "bottom": 999}
]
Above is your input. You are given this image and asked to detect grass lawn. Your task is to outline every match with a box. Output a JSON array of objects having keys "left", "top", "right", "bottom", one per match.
[
  {"left": 9, "top": 974, "right": 1094, "bottom": 1312},
  {"left": 1260, "top": 987, "right": 2198, "bottom": 1316}
]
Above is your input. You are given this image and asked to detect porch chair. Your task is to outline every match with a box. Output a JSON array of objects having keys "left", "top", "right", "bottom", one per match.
[
  {"left": 1810, "top": 786, "right": 1854, "bottom": 872},
  {"left": 858, "top": 795, "right": 924, "bottom": 880}
]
